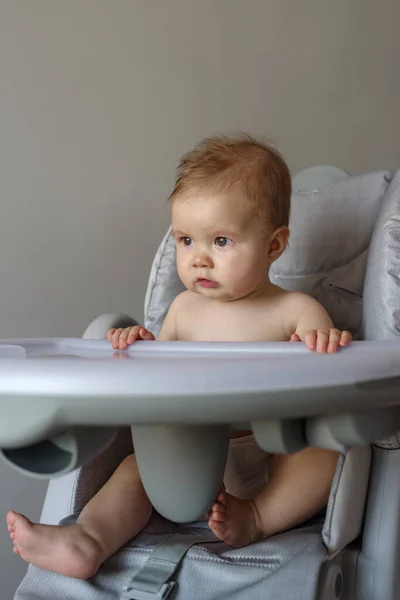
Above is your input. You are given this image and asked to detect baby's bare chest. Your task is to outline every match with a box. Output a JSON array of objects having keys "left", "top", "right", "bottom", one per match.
[{"left": 177, "top": 300, "right": 289, "bottom": 342}]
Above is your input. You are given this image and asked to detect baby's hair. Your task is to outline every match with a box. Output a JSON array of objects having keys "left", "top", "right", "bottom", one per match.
[{"left": 169, "top": 134, "right": 291, "bottom": 229}]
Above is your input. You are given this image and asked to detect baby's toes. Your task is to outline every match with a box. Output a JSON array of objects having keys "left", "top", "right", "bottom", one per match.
[
  {"left": 210, "top": 510, "right": 225, "bottom": 523},
  {"left": 210, "top": 499, "right": 227, "bottom": 523},
  {"left": 216, "top": 491, "right": 226, "bottom": 505},
  {"left": 211, "top": 500, "right": 224, "bottom": 514},
  {"left": 6, "top": 511, "right": 17, "bottom": 529}
]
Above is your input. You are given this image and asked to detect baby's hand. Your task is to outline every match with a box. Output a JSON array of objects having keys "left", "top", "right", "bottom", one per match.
[
  {"left": 107, "top": 325, "right": 155, "bottom": 350},
  {"left": 290, "top": 329, "right": 352, "bottom": 353}
]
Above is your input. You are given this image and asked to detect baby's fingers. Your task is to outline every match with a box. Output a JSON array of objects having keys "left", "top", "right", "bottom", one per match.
[
  {"left": 119, "top": 326, "right": 142, "bottom": 349},
  {"left": 327, "top": 329, "right": 342, "bottom": 353},
  {"left": 126, "top": 326, "right": 155, "bottom": 344},
  {"left": 304, "top": 328, "right": 352, "bottom": 354},
  {"left": 110, "top": 328, "right": 124, "bottom": 349},
  {"left": 304, "top": 330, "right": 318, "bottom": 351},
  {"left": 109, "top": 325, "right": 155, "bottom": 350},
  {"left": 316, "top": 329, "right": 331, "bottom": 353},
  {"left": 137, "top": 327, "right": 155, "bottom": 341},
  {"left": 290, "top": 333, "right": 301, "bottom": 343},
  {"left": 107, "top": 328, "right": 116, "bottom": 342},
  {"left": 110, "top": 326, "right": 137, "bottom": 349},
  {"left": 339, "top": 331, "right": 352, "bottom": 347}
]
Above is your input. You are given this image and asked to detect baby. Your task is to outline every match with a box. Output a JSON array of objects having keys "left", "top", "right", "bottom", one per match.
[{"left": 7, "top": 135, "right": 351, "bottom": 579}]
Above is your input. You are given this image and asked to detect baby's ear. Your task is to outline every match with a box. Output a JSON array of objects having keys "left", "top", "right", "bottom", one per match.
[{"left": 267, "top": 226, "right": 290, "bottom": 264}]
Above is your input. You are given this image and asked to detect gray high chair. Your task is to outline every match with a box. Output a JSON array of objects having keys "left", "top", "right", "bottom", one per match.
[{"left": 6, "top": 166, "right": 400, "bottom": 600}]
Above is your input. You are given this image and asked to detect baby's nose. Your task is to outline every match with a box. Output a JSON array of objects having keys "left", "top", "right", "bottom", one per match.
[{"left": 193, "top": 254, "right": 213, "bottom": 268}]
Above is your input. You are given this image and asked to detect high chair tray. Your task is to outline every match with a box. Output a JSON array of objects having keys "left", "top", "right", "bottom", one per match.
[{"left": 0, "top": 338, "right": 400, "bottom": 449}]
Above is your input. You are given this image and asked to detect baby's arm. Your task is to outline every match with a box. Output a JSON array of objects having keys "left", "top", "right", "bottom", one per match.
[
  {"left": 156, "top": 295, "right": 181, "bottom": 341},
  {"left": 286, "top": 294, "right": 352, "bottom": 353},
  {"left": 222, "top": 295, "right": 348, "bottom": 543}
]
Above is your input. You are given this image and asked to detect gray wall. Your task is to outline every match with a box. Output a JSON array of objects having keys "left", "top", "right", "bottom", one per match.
[{"left": 0, "top": 0, "right": 399, "bottom": 597}]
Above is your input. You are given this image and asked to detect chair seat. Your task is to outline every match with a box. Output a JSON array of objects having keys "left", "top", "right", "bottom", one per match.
[{"left": 16, "top": 513, "right": 328, "bottom": 600}]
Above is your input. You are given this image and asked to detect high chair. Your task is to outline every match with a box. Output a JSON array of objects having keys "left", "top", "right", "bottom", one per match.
[{"left": 3, "top": 165, "right": 400, "bottom": 600}]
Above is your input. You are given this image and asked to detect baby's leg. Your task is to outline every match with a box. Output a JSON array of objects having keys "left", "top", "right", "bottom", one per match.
[
  {"left": 7, "top": 454, "right": 152, "bottom": 578},
  {"left": 209, "top": 448, "right": 338, "bottom": 547}
]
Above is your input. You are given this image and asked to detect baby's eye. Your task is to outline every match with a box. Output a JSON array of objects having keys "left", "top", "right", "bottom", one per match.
[
  {"left": 181, "top": 237, "right": 193, "bottom": 247},
  {"left": 215, "top": 237, "right": 232, "bottom": 248}
]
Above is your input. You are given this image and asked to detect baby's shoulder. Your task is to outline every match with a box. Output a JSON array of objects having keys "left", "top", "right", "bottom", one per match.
[
  {"left": 169, "top": 290, "right": 202, "bottom": 312},
  {"left": 279, "top": 290, "right": 319, "bottom": 308},
  {"left": 269, "top": 289, "right": 323, "bottom": 317},
  {"left": 277, "top": 290, "right": 329, "bottom": 326},
  {"left": 281, "top": 291, "right": 321, "bottom": 312}
]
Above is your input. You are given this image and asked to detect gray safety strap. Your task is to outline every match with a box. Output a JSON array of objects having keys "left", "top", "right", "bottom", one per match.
[{"left": 120, "top": 533, "right": 219, "bottom": 600}]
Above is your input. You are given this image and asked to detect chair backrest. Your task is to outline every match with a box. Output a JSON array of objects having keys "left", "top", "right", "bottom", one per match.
[{"left": 145, "top": 168, "right": 395, "bottom": 339}]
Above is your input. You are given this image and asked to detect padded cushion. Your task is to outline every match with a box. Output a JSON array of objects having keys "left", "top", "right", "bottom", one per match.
[
  {"left": 322, "top": 446, "right": 371, "bottom": 556},
  {"left": 145, "top": 171, "right": 392, "bottom": 339},
  {"left": 292, "top": 165, "right": 350, "bottom": 192},
  {"left": 362, "top": 171, "right": 400, "bottom": 339},
  {"left": 17, "top": 514, "right": 327, "bottom": 600},
  {"left": 271, "top": 171, "right": 391, "bottom": 337},
  {"left": 144, "top": 226, "right": 184, "bottom": 336}
]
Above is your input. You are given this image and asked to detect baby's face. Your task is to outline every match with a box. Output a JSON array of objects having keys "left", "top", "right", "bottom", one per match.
[{"left": 172, "top": 191, "right": 273, "bottom": 302}]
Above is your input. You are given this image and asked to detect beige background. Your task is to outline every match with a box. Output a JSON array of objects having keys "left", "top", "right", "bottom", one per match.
[{"left": 0, "top": 1, "right": 399, "bottom": 596}]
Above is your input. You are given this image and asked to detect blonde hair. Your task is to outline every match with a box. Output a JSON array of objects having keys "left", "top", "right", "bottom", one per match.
[{"left": 169, "top": 134, "right": 291, "bottom": 228}]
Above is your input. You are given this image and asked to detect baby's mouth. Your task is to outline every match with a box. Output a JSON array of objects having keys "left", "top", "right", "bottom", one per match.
[{"left": 196, "top": 278, "right": 218, "bottom": 288}]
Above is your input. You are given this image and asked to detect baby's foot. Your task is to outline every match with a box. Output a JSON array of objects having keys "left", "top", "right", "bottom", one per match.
[
  {"left": 208, "top": 492, "right": 265, "bottom": 547},
  {"left": 7, "top": 511, "right": 104, "bottom": 579}
]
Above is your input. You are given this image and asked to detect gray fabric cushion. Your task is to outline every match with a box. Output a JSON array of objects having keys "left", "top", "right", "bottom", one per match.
[
  {"left": 15, "top": 515, "right": 326, "bottom": 600},
  {"left": 292, "top": 165, "right": 349, "bottom": 192},
  {"left": 271, "top": 170, "right": 392, "bottom": 337},
  {"left": 361, "top": 172, "right": 400, "bottom": 449},
  {"left": 362, "top": 171, "right": 400, "bottom": 339},
  {"left": 145, "top": 171, "right": 392, "bottom": 339},
  {"left": 322, "top": 446, "right": 371, "bottom": 556},
  {"left": 144, "top": 226, "right": 184, "bottom": 337}
]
